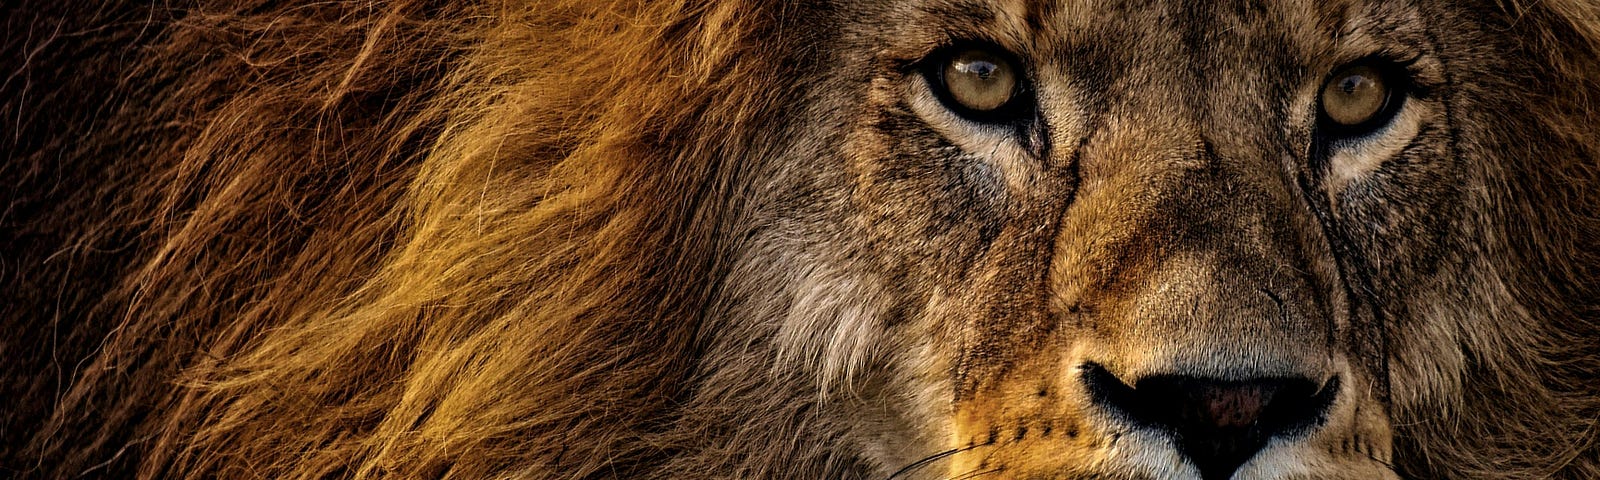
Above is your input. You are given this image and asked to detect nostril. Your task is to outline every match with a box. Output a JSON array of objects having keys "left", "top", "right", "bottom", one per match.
[{"left": 1082, "top": 364, "right": 1339, "bottom": 480}]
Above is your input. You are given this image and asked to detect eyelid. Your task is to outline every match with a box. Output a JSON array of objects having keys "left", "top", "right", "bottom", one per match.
[{"left": 1371, "top": 51, "right": 1441, "bottom": 98}]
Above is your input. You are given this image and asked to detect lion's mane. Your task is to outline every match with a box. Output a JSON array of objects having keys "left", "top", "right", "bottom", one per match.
[{"left": 1, "top": 1, "right": 1596, "bottom": 478}]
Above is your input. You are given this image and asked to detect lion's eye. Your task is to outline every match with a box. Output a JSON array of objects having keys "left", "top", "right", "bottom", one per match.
[
  {"left": 1318, "top": 63, "right": 1402, "bottom": 134},
  {"left": 924, "top": 45, "right": 1028, "bottom": 122},
  {"left": 943, "top": 49, "right": 1016, "bottom": 111}
]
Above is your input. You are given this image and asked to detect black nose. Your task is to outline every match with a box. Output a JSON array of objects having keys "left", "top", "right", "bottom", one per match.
[{"left": 1083, "top": 365, "right": 1339, "bottom": 480}]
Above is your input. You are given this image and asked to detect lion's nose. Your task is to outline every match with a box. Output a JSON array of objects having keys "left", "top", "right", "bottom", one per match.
[{"left": 1084, "top": 365, "right": 1339, "bottom": 480}]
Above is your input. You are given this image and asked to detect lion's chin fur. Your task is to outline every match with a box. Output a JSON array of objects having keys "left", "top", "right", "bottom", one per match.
[{"left": 2, "top": 1, "right": 1598, "bottom": 479}]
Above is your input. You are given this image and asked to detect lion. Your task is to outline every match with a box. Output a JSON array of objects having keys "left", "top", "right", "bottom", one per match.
[{"left": 2, "top": 0, "right": 1597, "bottom": 478}]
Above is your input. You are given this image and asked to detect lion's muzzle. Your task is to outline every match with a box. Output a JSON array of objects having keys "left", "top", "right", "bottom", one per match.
[{"left": 945, "top": 123, "right": 1392, "bottom": 479}]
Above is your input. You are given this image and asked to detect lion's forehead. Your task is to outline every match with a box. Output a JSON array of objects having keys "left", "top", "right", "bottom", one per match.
[{"left": 861, "top": 0, "right": 1433, "bottom": 76}]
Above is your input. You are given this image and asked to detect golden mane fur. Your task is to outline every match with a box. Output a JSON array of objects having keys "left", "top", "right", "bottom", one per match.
[{"left": 1, "top": 0, "right": 1596, "bottom": 478}]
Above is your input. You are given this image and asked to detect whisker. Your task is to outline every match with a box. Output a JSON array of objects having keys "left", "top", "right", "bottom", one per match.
[{"left": 886, "top": 444, "right": 990, "bottom": 480}]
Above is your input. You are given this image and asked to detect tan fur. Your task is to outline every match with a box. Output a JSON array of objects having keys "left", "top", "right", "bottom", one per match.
[{"left": 1, "top": 1, "right": 1596, "bottom": 478}]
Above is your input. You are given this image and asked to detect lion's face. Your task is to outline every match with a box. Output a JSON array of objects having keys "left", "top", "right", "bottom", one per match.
[
  {"left": 5, "top": 0, "right": 1594, "bottom": 477},
  {"left": 721, "top": 1, "right": 1508, "bottom": 478}
]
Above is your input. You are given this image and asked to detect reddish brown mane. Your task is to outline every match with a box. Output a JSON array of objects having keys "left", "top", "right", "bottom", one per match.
[{"left": 3, "top": 1, "right": 802, "bottom": 477}]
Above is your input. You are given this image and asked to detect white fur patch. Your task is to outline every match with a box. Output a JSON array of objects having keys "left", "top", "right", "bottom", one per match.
[
  {"left": 771, "top": 263, "right": 889, "bottom": 400},
  {"left": 904, "top": 75, "right": 1041, "bottom": 194},
  {"left": 1325, "top": 103, "right": 1430, "bottom": 203}
]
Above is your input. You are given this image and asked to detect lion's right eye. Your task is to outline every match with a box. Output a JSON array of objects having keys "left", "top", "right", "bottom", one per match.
[
  {"left": 923, "top": 45, "right": 1030, "bottom": 123},
  {"left": 1316, "top": 60, "right": 1407, "bottom": 137}
]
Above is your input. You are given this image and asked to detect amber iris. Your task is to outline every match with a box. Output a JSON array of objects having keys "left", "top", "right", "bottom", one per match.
[
  {"left": 941, "top": 48, "right": 1018, "bottom": 113},
  {"left": 1320, "top": 65, "right": 1390, "bottom": 127}
]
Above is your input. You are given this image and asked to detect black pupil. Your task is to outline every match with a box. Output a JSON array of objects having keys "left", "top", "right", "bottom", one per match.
[
  {"left": 966, "top": 61, "right": 997, "bottom": 80},
  {"left": 1338, "top": 75, "right": 1365, "bottom": 94}
]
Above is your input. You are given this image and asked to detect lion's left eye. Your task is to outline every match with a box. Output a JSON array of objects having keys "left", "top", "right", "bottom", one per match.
[{"left": 942, "top": 49, "right": 1016, "bottom": 112}]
